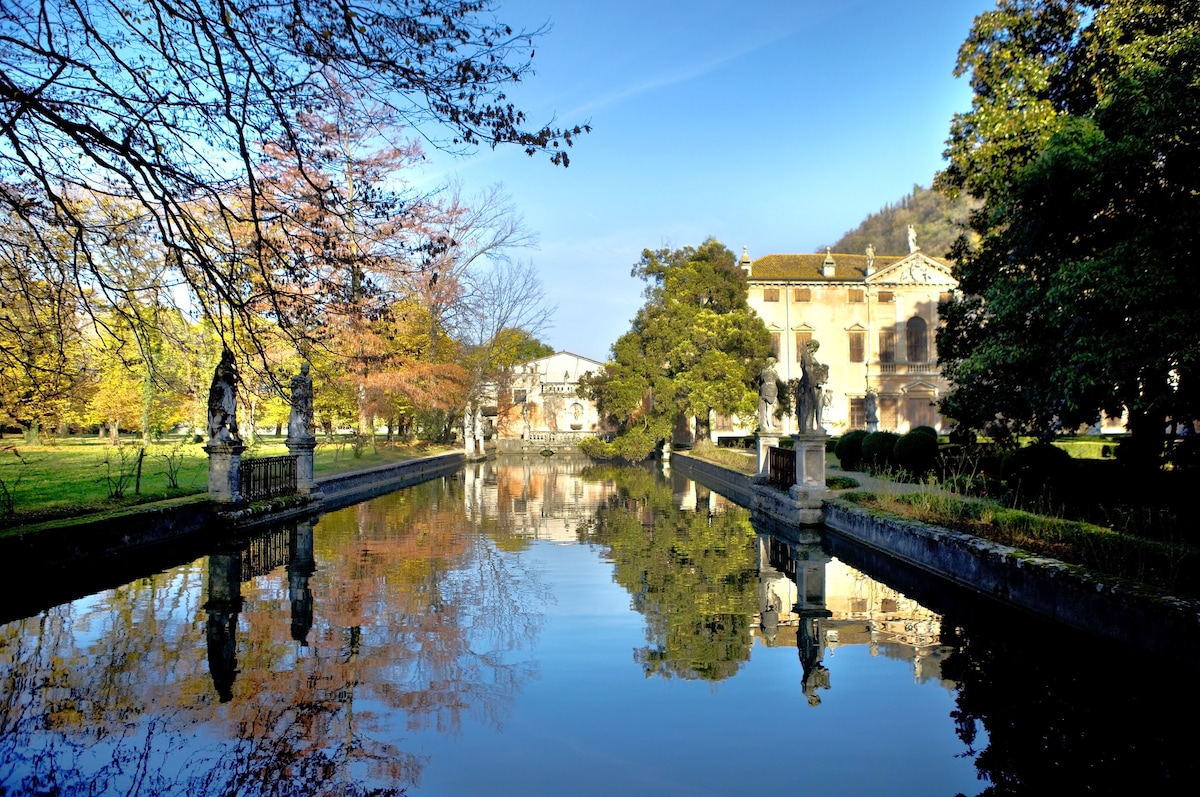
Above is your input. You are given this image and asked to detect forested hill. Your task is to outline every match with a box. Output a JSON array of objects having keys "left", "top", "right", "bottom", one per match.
[{"left": 825, "top": 184, "right": 976, "bottom": 258}]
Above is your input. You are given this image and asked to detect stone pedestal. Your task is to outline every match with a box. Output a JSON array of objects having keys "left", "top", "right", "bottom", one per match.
[
  {"left": 286, "top": 436, "right": 317, "bottom": 494},
  {"left": 756, "top": 432, "right": 781, "bottom": 478},
  {"left": 792, "top": 432, "right": 828, "bottom": 492},
  {"left": 205, "top": 441, "right": 246, "bottom": 503}
]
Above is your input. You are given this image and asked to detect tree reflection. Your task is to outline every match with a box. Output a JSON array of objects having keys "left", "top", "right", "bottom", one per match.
[
  {"left": 941, "top": 619, "right": 1200, "bottom": 796},
  {"left": 0, "top": 474, "right": 547, "bottom": 796},
  {"left": 578, "top": 465, "right": 759, "bottom": 680}
]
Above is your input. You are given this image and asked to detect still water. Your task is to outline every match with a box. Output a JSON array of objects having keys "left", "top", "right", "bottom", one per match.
[{"left": 0, "top": 458, "right": 1195, "bottom": 796}]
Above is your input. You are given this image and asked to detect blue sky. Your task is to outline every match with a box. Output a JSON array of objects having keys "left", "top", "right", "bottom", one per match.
[{"left": 425, "top": 0, "right": 994, "bottom": 359}]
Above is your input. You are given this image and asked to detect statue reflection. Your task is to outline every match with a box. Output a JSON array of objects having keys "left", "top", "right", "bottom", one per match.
[
  {"left": 288, "top": 519, "right": 316, "bottom": 645},
  {"left": 756, "top": 531, "right": 832, "bottom": 706},
  {"left": 205, "top": 520, "right": 315, "bottom": 700},
  {"left": 205, "top": 546, "right": 243, "bottom": 703}
]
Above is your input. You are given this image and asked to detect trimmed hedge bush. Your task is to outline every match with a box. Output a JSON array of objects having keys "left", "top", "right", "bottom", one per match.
[
  {"left": 1000, "top": 443, "right": 1077, "bottom": 503},
  {"left": 862, "top": 431, "right": 900, "bottom": 472},
  {"left": 835, "top": 430, "right": 869, "bottom": 470},
  {"left": 895, "top": 430, "right": 939, "bottom": 476}
]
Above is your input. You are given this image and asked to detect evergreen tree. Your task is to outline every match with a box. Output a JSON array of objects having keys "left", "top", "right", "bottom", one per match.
[{"left": 580, "top": 239, "right": 772, "bottom": 460}]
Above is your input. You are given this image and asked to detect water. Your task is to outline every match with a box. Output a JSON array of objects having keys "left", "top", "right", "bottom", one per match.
[{"left": 0, "top": 458, "right": 1194, "bottom": 796}]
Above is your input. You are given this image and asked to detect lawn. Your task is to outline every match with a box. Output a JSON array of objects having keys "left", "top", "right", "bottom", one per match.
[{"left": 0, "top": 434, "right": 452, "bottom": 528}]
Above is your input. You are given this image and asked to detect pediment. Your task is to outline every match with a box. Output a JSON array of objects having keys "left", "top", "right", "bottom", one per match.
[
  {"left": 867, "top": 253, "right": 956, "bottom": 287},
  {"left": 902, "top": 380, "right": 941, "bottom": 394}
]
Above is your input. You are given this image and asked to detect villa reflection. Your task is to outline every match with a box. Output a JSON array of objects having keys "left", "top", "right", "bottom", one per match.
[
  {"left": 753, "top": 527, "right": 954, "bottom": 704},
  {"left": 462, "top": 455, "right": 623, "bottom": 541}
]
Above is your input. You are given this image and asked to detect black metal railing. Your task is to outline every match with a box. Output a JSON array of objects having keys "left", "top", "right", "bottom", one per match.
[
  {"left": 241, "top": 527, "right": 292, "bottom": 580},
  {"left": 767, "top": 446, "right": 794, "bottom": 491},
  {"left": 241, "top": 455, "right": 297, "bottom": 502}
]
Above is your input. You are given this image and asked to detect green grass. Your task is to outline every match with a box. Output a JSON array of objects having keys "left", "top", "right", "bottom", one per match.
[
  {"left": 687, "top": 441, "right": 757, "bottom": 474},
  {"left": 839, "top": 487, "right": 1199, "bottom": 599},
  {"left": 0, "top": 433, "right": 451, "bottom": 528}
]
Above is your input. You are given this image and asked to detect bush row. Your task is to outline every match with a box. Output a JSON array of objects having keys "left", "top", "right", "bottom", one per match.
[{"left": 835, "top": 427, "right": 939, "bottom": 475}]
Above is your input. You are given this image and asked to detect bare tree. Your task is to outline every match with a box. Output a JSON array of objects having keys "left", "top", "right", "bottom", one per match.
[{"left": 0, "top": 0, "right": 586, "bottom": 379}]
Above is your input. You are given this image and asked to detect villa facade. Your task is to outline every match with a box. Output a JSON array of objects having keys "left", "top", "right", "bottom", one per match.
[{"left": 735, "top": 246, "right": 959, "bottom": 437}]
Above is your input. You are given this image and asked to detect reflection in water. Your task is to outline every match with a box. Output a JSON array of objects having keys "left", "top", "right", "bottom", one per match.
[
  {"left": 578, "top": 464, "right": 759, "bottom": 680},
  {"left": 0, "top": 457, "right": 1193, "bottom": 795}
]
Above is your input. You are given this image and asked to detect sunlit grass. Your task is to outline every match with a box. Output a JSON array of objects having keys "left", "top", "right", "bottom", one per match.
[
  {"left": 839, "top": 486, "right": 1200, "bottom": 599},
  {"left": 0, "top": 434, "right": 451, "bottom": 527}
]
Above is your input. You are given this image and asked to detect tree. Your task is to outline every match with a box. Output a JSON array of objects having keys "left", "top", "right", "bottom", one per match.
[
  {"left": 0, "top": 1, "right": 587, "bottom": 376},
  {"left": 936, "top": 1, "right": 1200, "bottom": 457},
  {"left": 580, "top": 239, "right": 772, "bottom": 460}
]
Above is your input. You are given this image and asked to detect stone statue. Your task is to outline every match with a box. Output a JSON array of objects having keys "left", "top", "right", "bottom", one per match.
[
  {"left": 796, "top": 340, "right": 827, "bottom": 434},
  {"left": 907, "top": 224, "right": 919, "bottom": 253},
  {"left": 865, "top": 243, "right": 875, "bottom": 270},
  {"left": 758, "top": 358, "right": 779, "bottom": 431},
  {"left": 865, "top": 389, "right": 879, "bottom": 432},
  {"left": 288, "top": 362, "right": 314, "bottom": 441},
  {"left": 207, "top": 349, "right": 241, "bottom": 444}
]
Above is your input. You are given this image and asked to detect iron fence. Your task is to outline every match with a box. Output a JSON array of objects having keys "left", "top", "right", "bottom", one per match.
[
  {"left": 241, "top": 455, "right": 298, "bottom": 502},
  {"left": 768, "top": 446, "right": 794, "bottom": 491}
]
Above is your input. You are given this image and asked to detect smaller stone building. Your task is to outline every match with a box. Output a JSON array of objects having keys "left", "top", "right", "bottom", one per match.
[{"left": 493, "top": 351, "right": 614, "bottom": 452}]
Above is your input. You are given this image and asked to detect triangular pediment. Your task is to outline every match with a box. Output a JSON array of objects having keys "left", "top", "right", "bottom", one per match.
[
  {"left": 866, "top": 253, "right": 956, "bottom": 287},
  {"left": 902, "top": 380, "right": 941, "bottom": 394}
]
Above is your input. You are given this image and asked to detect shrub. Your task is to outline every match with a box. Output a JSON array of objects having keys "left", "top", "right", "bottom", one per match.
[
  {"left": 909, "top": 425, "right": 938, "bottom": 440},
  {"left": 861, "top": 431, "right": 900, "bottom": 472},
  {"left": 835, "top": 430, "right": 869, "bottom": 471},
  {"left": 895, "top": 430, "right": 939, "bottom": 476},
  {"left": 1000, "top": 443, "right": 1077, "bottom": 507}
]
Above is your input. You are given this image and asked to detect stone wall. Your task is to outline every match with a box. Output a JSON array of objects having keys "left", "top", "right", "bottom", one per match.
[{"left": 823, "top": 500, "right": 1200, "bottom": 662}]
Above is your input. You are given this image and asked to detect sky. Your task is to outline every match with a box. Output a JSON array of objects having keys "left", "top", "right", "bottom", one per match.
[{"left": 419, "top": 0, "right": 995, "bottom": 360}]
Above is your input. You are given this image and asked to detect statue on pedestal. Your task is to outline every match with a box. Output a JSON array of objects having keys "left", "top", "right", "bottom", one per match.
[
  {"left": 288, "top": 362, "right": 314, "bottom": 441},
  {"left": 207, "top": 349, "right": 241, "bottom": 444},
  {"left": 796, "top": 340, "right": 828, "bottom": 434},
  {"left": 865, "top": 388, "right": 879, "bottom": 432},
  {"left": 758, "top": 357, "right": 779, "bottom": 431}
]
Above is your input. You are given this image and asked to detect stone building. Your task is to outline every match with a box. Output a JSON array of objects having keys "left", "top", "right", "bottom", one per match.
[
  {"left": 492, "top": 351, "right": 614, "bottom": 452},
  {"left": 736, "top": 244, "right": 958, "bottom": 436}
]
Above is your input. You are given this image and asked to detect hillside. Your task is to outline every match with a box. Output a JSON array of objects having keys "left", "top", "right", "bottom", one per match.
[{"left": 825, "top": 184, "right": 977, "bottom": 259}]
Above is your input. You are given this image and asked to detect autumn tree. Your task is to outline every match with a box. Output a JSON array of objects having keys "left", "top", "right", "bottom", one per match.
[
  {"left": 580, "top": 239, "right": 772, "bottom": 461},
  {"left": 936, "top": 0, "right": 1200, "bottom": 461},
  {"left": 0, "top": 0, "right": 587, "bottom": 381}
]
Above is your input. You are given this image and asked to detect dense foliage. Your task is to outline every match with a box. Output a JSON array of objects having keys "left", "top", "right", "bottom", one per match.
[
  {"left": 579, "top": 239, "right": 772, "bottom": 461},
  {"left": 936, "top": 0, "right": 1200, "bottom": 462}
]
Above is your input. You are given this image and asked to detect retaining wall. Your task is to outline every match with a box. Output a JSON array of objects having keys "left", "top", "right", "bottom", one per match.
[
  {"left": 674, "top": 452, "right": 1200, "bottom": 661},
  {"left": 823, "top": 500, "right": 1200, "bottom": 661}
]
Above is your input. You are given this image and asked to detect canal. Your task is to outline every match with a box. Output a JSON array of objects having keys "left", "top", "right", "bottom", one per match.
[{"left": 0, "top": 457, "right": 1195, "bottom": 796}]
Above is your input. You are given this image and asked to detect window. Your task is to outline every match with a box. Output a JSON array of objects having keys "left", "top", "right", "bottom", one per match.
[
  {"left": 512, "top": 389, "right": 527, "bottom": 403},
  {"left": 763, "top": 287, "right": 780, "bottom": 302},
  {"left": 770, "top": 332, "right": 781, "bottom": 358},
  {"left": 848, "top": 288, "right": 864, "bottom": 303},
  {"left": 906, "top": 316, "right": 928, "bottom": 363},
  {"left": 880, "top": 396, "right": 898, "bottom": 429},
  {"left": 795, "top": 331, "right": 812, "bottom": 362},
  {"left": 877, "top": 291, "right": 894, "bottom": 303},
  {"left": 849, "top": 397, "right": 865, "bottom": 429},
  {"left": 879, "top": 328, "right": 895, "bottom": 363},
  {"left": 849, "top": 330, "right": 865, "bottom": 363},
  {"left": 794, "top": 288, "right": 811, "bottom": 302}
]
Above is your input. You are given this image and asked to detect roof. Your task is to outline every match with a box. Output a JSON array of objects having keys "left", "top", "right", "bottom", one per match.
[{"left": 749, "top": 252, "right": 952, "bottom": 282}]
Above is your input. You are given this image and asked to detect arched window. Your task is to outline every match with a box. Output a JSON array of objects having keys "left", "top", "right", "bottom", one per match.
[{"left": 906, "top": 316, "right": 928, "bottom": 363}]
